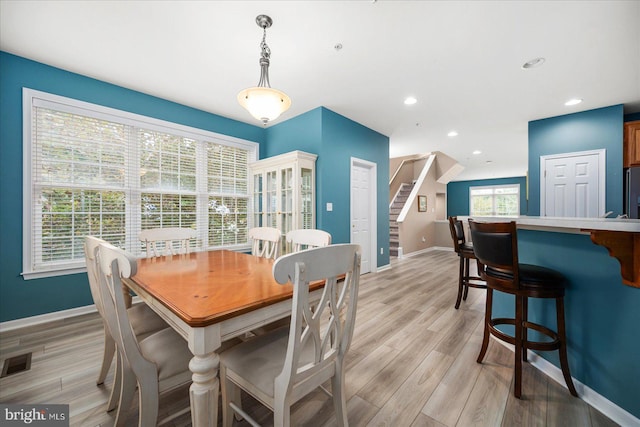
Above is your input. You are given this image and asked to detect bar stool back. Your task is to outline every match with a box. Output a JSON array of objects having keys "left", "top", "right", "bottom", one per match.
[
  {"left": 468, "top": 219, "right": 578, "bottom": 399},
  {"left": 448, "top": 216, "right": 486, "bottom": 309}
]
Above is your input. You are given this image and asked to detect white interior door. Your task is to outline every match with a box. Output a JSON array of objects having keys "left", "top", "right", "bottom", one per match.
[
  {"left": 350, "top": 158, "right": 377, "bottom": 274},
  {"left": 540, "top": 150, "right": 605, "bottom": 217}
]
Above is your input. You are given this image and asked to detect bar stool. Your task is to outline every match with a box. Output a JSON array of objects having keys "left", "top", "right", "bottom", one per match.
[
  {"left": 468, "top": 220, "right": 578, "bottom": 399},
  {"left": 448, "top": 216, "right": 486, "bottom": 309}
]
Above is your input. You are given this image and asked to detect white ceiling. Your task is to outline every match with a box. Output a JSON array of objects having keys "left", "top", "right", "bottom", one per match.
[{"left": 2, "top": 1, "right": 639, "bottom": 181}]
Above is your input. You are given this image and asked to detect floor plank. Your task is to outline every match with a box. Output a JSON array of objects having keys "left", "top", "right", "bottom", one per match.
[{"left": 0, "top": 250, "right": 621, "bottom": 426}]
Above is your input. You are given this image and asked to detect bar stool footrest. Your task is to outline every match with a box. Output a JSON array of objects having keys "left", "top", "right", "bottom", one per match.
[
  {"left": 463, "top": 276, "right": 486, "bottom": 288},
  {"left": 489, "top": 318, "right": 561, "bottom": 352}
]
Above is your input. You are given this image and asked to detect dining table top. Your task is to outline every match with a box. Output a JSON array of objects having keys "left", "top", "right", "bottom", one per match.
[{"left": 128, "top": 249, "right": 323, "bottom": 328}]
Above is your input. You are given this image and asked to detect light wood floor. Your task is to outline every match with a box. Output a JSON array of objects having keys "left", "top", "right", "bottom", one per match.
[{"left": 0, "top": 250, "right": 620, "bottom": 426}]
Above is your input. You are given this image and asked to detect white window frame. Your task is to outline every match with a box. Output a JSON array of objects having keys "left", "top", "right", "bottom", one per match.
[
  {"left": 22, "top": 88, "right": 258, "bottom": 279},
  {"left": 469, "top": 183, "right": 521, "bottom": 217}
]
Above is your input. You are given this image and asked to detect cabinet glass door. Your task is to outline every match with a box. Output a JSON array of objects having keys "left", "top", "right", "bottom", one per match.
[
  {"left": 280, "top": 166, "right": 294, "bottom": 253},
  {"left": 265, "top": 170, "right": 277, "bottom": 228},
  {"left": 252, "top": 174, "right": 263, "bottom": 227},
  {"left": 301, "top": 168, "right": 313, "bottom": 229}
]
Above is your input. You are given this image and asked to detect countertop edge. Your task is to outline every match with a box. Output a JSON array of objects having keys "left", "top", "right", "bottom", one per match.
[{"left": 463, "top": 216, "right": 640, "bottom": 233}]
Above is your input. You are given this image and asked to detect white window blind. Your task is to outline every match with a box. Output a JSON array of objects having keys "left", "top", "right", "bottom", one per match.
[
  {"left": 23, "top": 89, "right": 257, "bottom": 279},
  {"left": 469, "top": 184, "right": 520, "bottom": 217},
  {"left": 207, "top": 145, "right": 249, "bottom": 247}
]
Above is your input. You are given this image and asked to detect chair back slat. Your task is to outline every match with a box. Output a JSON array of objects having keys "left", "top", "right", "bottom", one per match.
[
  {"left": 286, "top": 229, "right": 332, "bottom": 253},
  {"left": 248, "top": 227, "right": 281, "bottom": 259},
  {"left": 448, "top": 216, "right": 466, "bottom": 252},
  {"left": 96, "top": 243, "right": 156, "bottom": 379},
  {"left": 139, "top": 227, "right": 197, "bottom": 258},
  {"left": 272, "top": 244, "right": 361, "bottom": 393},
  {"left": 84, "top": 236, "right": 108, "bottom": 317}
]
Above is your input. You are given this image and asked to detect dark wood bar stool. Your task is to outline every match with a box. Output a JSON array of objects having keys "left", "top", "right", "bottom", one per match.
[
  {"left": 448, "top": 216, "right": 486, "bottom": 309},
  {"left": 468, "top": 219, "right": 578, "bottom": 399}
]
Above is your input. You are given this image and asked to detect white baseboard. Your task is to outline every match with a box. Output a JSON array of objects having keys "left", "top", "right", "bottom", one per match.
[
  {"left": 0, "top": 297, "right": 143, "bottom": 333},
  {"left": 0, "top": 305, "right": 97, "bottom": 332},
  {"left": 401, "top": 246, "right": 450, "bottom": 259},
  {"left": 430, "top": 246, "right": 454, "bottom": 252},
  {"left": 492, "top": 337, "right": 640, "bottom": 427},
  {"left": 375, "top": 263, "right": 392, "bottom": 273}
]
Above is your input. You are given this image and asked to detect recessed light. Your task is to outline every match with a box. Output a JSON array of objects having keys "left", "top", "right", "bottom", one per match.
[
  {"left": 522, "top": 57, "right": 545, "bottom": 69},
  {"left": 565, "top": 98, "right": 583, "bottom": 106},
  {"left": 404, "top": 97, "right": 417, "bottom": 105},
  {"left": 447, "top": 131, "right": 458, "bottom": 137},
  {"left": 473, "top": 150, "right": 482, "bottom": 155}
]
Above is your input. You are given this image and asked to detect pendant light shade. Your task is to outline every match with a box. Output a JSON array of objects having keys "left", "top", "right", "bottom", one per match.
[
  {"left": 238, "top": 15, "right": 291, "bottom": 125},
  {"left": 237, "top": 86, "right": 291, "bottom": 124}
]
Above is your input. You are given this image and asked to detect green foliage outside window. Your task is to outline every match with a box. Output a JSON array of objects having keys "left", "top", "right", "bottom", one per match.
[{"left": 470, "top": 185, "right": 520, "bottom": 216}]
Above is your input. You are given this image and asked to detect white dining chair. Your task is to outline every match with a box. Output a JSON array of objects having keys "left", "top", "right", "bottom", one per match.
[
  {"left": 248, "top": 226, "right": 281, "bottom": 259},
  {"left": 286, "top": 229, "right": 332, "bottom": 252},
  {"left": 139, "top": 227, "right": 197, "bottom": 258},
  {"left": 84, "top": 237, "right": 167, "bottom": 408},
  {"left": 219, "top": 244, "right": 361, "bottom": 427},
  {"left": 96, "top": 241, "right": 193, "bottom": 426}
]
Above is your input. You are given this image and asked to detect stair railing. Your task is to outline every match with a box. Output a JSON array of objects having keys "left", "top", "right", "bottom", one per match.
[{"left": 396, "top": 154, "right": 436, "bottom": 224}]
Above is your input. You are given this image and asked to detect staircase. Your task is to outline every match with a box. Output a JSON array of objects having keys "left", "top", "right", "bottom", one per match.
[{"left": 389, "top": 182, "right": 414, "bottom": 257}]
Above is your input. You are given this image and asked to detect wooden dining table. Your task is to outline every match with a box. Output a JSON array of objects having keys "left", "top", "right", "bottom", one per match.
[{"left": 122, "top": 249, "right": 326, "bottom": 427}]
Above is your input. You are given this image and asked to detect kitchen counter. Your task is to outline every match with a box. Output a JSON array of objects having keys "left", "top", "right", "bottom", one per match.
[
  {"left": 469, "top": 215, "right": 640, "bottom": 288},
  {"left": 470, "top": 215, "right": 640, "bottom": 233}
]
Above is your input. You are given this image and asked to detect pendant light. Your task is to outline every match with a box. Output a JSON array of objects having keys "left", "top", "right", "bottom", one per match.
[{"left": 237, "top": 15, "right": 291, "bottom": 125}]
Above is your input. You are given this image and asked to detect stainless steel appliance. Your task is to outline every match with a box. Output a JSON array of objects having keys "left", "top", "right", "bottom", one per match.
[{"left": 624, "top": 166, "right": 640, "bottom": 218}]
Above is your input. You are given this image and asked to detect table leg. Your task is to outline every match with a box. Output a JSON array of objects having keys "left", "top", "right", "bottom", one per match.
[{"left": 189, "top": 352, "right": 219, "bottom": 427}]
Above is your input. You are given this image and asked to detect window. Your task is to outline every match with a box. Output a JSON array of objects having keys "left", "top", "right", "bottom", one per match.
[
  {"left": 469, "top": 184, "right": 520, "bottom": 216},
  {"left": 23, "top": 89, "right": 257, "bottom": 279}
]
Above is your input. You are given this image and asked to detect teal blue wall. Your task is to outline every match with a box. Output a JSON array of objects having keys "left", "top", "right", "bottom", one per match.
[
  {"left": 263, "top": 108, "right": 323, "bottom": 158},
  {"left": 447, "top": 176, "right": 528, "bottom": 217},
  {"left": 524, "top": 105, "right": 638, "bottom": 417},
  {"left": 0, "top": 52, "right": 264, "bottom": 322},
  {"left": 321, "top": 108, "right": 390, "bottom": 267},
  {"left": 451, "top": 105, "right": 638, "bottom": 417},
  {"left": 513, "top": 231, "right": 639, "bottom": 418},
  {"left": 0, "top": 52, "right": 389, "bottom": 322},
  {"left": 528, "top": 105, "right": 624, "bottom": 216},
  {"left": 266, "top": 107, "right": 390, "bottom": 268}
]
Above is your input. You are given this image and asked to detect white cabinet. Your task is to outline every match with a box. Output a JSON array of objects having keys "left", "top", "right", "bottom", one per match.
[{"left": 249, "top": 151, "right": 317, "bottom": 254}]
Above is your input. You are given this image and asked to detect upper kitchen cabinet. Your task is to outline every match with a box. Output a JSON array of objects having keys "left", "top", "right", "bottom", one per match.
[{"left": 623, "top": 120, "right": 640, "bottom": 167}]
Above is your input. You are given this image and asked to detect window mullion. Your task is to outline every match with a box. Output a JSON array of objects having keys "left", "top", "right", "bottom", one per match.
[
  {"left": 196, "top": 140, "right": 208, "bottom": 249},
  {"left": 31, "top": 105, "right": 43, "bottom": 269},
  {"left": 126, "top": 126, "right": 141, "bottom": 255}
]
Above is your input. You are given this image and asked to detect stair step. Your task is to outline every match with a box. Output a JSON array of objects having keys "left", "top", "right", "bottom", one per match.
[{"left": 389, "top": 182, "right": 416, "bottom": 258}]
